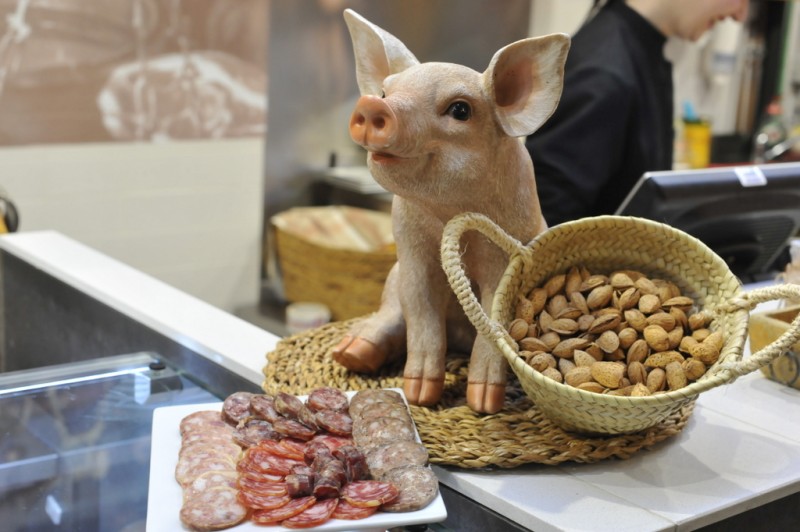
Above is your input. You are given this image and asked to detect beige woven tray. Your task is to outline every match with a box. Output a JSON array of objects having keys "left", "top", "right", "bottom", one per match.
[{"left": 262, "top": 318, "right": 693, "bottom": 468}]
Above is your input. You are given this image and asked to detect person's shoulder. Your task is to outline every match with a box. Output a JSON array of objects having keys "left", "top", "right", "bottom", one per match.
[{"left": 568, "top": 17, "right": 638, "bottom": 88}]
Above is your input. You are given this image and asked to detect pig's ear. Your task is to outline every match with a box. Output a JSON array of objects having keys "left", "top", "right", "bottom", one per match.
[
  {"left": 484, "top": 33, "right": 570, "bottom": 137},
  {"left": 344, "top": 9, "right": 419, "bottom": 96}
]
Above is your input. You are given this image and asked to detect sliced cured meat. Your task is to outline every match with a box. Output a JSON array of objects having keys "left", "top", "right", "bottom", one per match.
[
  {"left": 236, "top": 475, "right": 288, "bottom": 496},
  {"left": 331, "top": 498, "right": 380, "bottom": 520},
  {"left": 183, "top": 470, "right": 239, "bottom": 500},
  {"left": 353, "top": 416, "right": 416, "bottom": 451},
  {"left": 309, "top": 433, "right": 354, "bottom": 453},
  {"left": 237, "top": 489, "right": 292, "bottom": 510},
  {"left": 250, "top": 394, "right": 280, "bottom": 422},
  {"left": 333, "top": 445, "right": 370, "bottom": 482},
  {"left": 281, "top": 497, "right": 338, "bottom": 529},
  {"left": 181, "top": 430, "right": 236, "bottom": 448},
  {"left": 233, "top": 418, "right": 280, "bottom": 448},
  {"left": 297, "top": 405, "right": 320, "bottom": 431},
  {"left": 312, "top": 459, "right": 346, "bottom": 499},
  {"left": 222, "top": 391, "right": 254, "bottom": 425},
  {"left": 237, "top": 469, "right": 284, "bottom": 483},
  {"left": 304, "top": 440, "right": 334, "bottom": 466},
  {"left": 274, "top": 392, "right": 305, "bottom": 420},
  {"left": 359, "top": 400, "right": 413, "bottom": 422},
  {"left": 306, "top": 387, "right": 349, "bottom": 412},
  {"left": 349, "top": 389, "right": 404, "bottom": 418},
  {"left": 179, "top": 439, "right": 241, "bottom": 461},
  {"left": 380, "top": 465, "right": 439, "bottom": 512},
  {"left": 250, "top": 495, "right": 317, "bottom": 525},
  {"left": 341, "top": 480, "right": 399, "bottom": 508},
  {"left": 314, "top": 410, "right": 353, "bottom": 436},
  {"left": 175, "top": 452, "right": 236, "bottom": 487},
  {"left": 180, "top": 410, "right": 230, "bottom": 435},
  {"left": 366, "top": 440, "right": 429, "bottom": 480},
  {"left": 279, "top": 438, "right": 308, "bottom": 461},
  {"left": 285, "top": 472, "right": 314, "bottom": 497},
  {"left": 180, "top": 486, "right": 247, "bottom": 530},
  {"left": 273, "top": 418, "right": 317, "bottom": 441},
  {"left": 243, "top": 446, "right": 304, "bottom": 476}
]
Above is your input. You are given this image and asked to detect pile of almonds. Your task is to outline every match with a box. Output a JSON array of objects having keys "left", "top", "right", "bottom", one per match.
[{"left": 507, "top": 266, "right": 724, "bottom": 397}]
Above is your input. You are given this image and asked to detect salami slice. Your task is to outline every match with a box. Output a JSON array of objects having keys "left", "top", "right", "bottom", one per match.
[
  {"left": 237, "top": 469, "right": 284, "bottom": 483},
  {"left": 273, "top": 418, "right": 317, "bottom": 441},
  {"left": 250, "top": 394, "right": 280, "bottom": 422},
  {"left": 279, "top": 438, "right": 308, "bottom": 461},
  {"left": 180, "top": 410, "right": 230, "bottom": 435},
  {"left": 233, "top": 418, "right": 280, "bottom": 448},
  {"left": 331, "top": 498, "right": 380, "bottom": 520},
  {"left": 180, "top": 486, "right": 248, "bottom": 530},
  {"left": 309, "top": 433, "right": 354, "bottom": 453},
  {"left": 366, "top": 440, "right": 429, "bottom": 480},
  {"left": 281, "top": 497, "right": 338, "bottom": 529},
  {"left": 314, "top": 410, "right": 353, "bottom": 436},
  {"left": 183, "top": 470, "right": 239, "bottom": 500},
  {"left": 285, "top": 473, "right": 315, "bottom": 497},
  {"left": 237, "top": 489, "right": 292, "bottom": 510},
  {"left": 250, "top": 495, "right": 317, "bottom": 525},
  {"left": 222, "top": 391, "right": 254, "bottom": 425},
  {"left": 349, "top": 389, "right": 404, "bottom": 418},
  {"left": 380, "top": 465, "right": 439, "bottom": 512},
  {"left": 175, "top": 452, "right": 236, "bottom": 486},
  {"left": 236, "top": 475, "right": 288, "bottom": 496},
  {"left": 244, "top": 446, "right": 304, "bottom": 476},
  {"left": 274, "top": 392, "right": 305, "bottom": 420},
  {"left": 334, "top": 444, "right": 370, "bottom": 482},
  {"left": 306, "top": 387, "right": 349, "bottom": 412},
  {"left": 341, "top": 480, "right": 399, "bottom": 508}
]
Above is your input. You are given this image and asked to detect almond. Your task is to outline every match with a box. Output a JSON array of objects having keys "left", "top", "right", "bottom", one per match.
[
  {"left": 665, "top": 360, "right": 687, "bottom": 390},
  {"left": 528, "top": 352, "right": 557, "bottom": 372},
  {"left": 544, "top": 273, "right": 566, "bottom": 297},
  {"left": 565, "top": 366, "right": 594, "bottom": 387},
  {"left": 644, "top": 350, "right": 685, "bottom": 368},
  {"left": 618, "top": 327, "right": 639, "bottom": 349},
  {"left": 515, "top": 296, "right": 534, "bottom": 323},
  {"left": 519, "top": 336, "right": 550, "bottom": 352},
  {"left": 646, "top": 312, "right": 676, "bottom": 331},
  {"left": 573, "top": 349, "right": 597, "bottom": 367},
  {"left": 588, "top": 313, "right": 621, "bottom": 334},
  {"left": 596, "top": 330, "right": 620, "bottom": 353},
  {"left": 638, "top": 293, "right": 662, "bottom": 314},
  {"left": 643, "top": 325, "right": 670, "bottom": 352},
  {"left": 542, "top": 367, "right": 563, "bottom": 383},
  {"left": 646, "top": 367, "right": 666, "bottom": 393},
  {"left": 627, "top": 360, "right": 647, "bottom": 385},
  {"left": 549, "top": 318, "right": 580, "bottom": 335},
  {"left": 587, "top": 284, "right": 613, "bottom": 309},
  {"left": 552, "top": 337, "right": 590, "bottom": 359},
  {"left": 591, "top": 361, "right": 625, "bottom": 389},
  {"left": 682, "top": 357, "right": 706, "bottom": 381},
  {"left": 577, "top": 381, "right": 607, "bottom": 394},
  {"left": 624, "top": 309, "right": 648, "bottom": 331},
  {"left": 689, "top": 342, "right": 720, "bottom": 365},
  {"left": 508, "top": 318, "right": 529, "bottom": 341},
  {"left": 529, "top": 287, "right": 548, "bottom": 315},
  {"left": 630, "top": 382, "right": 652, "bottom": 397},
  {"left": 626, "top": 339, "right": 650, "bottom": 364}
]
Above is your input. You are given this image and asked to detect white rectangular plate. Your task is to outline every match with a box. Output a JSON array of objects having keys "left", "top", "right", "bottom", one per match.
[{"left": 146, "top": 391, "right": 447, "bottom": 531}]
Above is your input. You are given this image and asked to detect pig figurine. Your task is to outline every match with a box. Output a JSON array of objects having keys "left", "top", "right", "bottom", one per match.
[{"left": 332, "top": 9, "right": 570, "bottom": 414}]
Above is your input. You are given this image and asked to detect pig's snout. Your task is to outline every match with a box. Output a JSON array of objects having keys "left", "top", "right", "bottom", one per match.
[{"left": 349, "top": 95, "right": 397, "bottom": 149}]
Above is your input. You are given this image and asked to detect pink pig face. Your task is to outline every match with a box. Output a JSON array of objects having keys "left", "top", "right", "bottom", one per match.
[{"left": 349, "top": 62, "right": 497, "bottom": 199}]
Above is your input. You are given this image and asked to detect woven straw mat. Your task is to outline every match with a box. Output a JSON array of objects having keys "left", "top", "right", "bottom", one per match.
[{"left": 262, "top": 318, "right": 693, "bottom": 469}]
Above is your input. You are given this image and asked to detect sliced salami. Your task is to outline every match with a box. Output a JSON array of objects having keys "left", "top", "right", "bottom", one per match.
[
  {"left": 279, "top": 438, "right": 308, "bottom": 461},
  {"left": 175, "top": 452, "right": 236, "bottom": 486},
  {"left": 232, "top": 418, "right": 280, "bottom": 448},
  {"left": 314, "top": 410, "right": 353, "bottom": 436},
  {"left": 180, "top": 485, "right": 247, "bottom": 530},
  {"left": 331, "top": 498, "right": 380, "bottom": 520},
  {"left": 285, "top": 473, "right": 315, "bottom": 497},
  {"left": 341, "top": 480, "right": 399, "bottom": 508},
  {"left": 183, "top": 470, "right": 239, "bottom": 500},
  {"left": 353, "top": 416, "right": 416, "bottom": 451},
  {"left": 273, "top": 418, "right": 317, "bottom": 441},
  {"left": 244, "top": 446, "right": 304, "bottom": 476},
  {"left": 366, "top": 440, "right": 429, "bottom": 480},
  {"left": 274, "top": 392, "right": 305, "bottom": 420},
  {"left": 250, "top": 495, "right": 317, "bottom": 525},
  {"left": 237, "top": 489, "right": 292, "bottom": 510},
  {"left": 180, "top": 410, "right": 230, "bottom": 435},
  {"left": 222, "top": 391, "right": 254, "bottom": 425},
  {"left": 349, "top": 389, "right": 404, "bottom": 418},
  {"left": 306, "top": 387, "right": 349, "bottom": 412},
  {"left": 334, "top": 444, "right": 370, "bottom": 482},
  {"left": 309, "top": 433, "right": 354, "bottom": 453},
  {"left": 237, "top": 469, "right": 284, "bottom": 483},
  {"left": 380, "top": 465, "right": 439, "bottom": 512},
  {"left": 236, "top": 476, "right": 288, "bottom": 496},
  {"left": 281, "top": 497, "right": 338, "bottom": 529},
  {"left": 297, "top": 405, "right": 320, "bottom": 431},
  {"left": 250, "top": 394, "right": 280, "bottom": 422}
]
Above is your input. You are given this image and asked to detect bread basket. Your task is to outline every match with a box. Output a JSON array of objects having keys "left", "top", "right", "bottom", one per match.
[{"left": 441, "top": 213, "right": 800, "bottom": 435}]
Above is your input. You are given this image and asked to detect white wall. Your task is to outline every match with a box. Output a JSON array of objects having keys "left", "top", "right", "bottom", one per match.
[{"left": 0, "top": 138, "right": 264, "bottom": 313}]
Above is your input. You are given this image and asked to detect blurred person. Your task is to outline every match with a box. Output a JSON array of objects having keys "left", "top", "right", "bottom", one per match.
[{"left": 525, "top": 0, "right": 749, "bottom": 226}]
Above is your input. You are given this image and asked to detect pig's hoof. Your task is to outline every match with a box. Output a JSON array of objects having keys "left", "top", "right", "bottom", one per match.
[
  {"left": 466, "top": 382, "right": 505, "bottom": 414},
  {"left": 332, "top": 335, "right": 388, "bottom": 373},
  {"left": 403, "top": 377, "right": 444, "bottom": 406}
]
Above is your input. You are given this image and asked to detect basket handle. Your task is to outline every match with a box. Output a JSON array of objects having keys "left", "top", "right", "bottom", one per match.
[
  {"left": 440, "top": 212, "right": 531, "bottom": 339},
  {"left": 714, "top": 283, "right": 800, "bottom": 377}
]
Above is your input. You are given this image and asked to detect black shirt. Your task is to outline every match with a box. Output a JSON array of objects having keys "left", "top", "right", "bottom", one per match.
[{"left": 525, "top": 0, "right": 673, "bottom": 226}]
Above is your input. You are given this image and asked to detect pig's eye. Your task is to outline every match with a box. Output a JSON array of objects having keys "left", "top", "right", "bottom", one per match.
[
  {"left": 446, "top": 101, "right": 471, "bottom": 121},
  {"left": 380, "top": 90, "right": 386, "bottom": 98}
]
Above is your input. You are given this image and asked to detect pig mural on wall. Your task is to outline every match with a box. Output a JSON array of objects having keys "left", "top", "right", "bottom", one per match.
[{"left": 332, "top": 9, "right": 570, "bottom": 414}]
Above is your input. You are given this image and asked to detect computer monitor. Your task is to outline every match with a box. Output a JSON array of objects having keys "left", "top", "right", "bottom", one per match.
[{"left": 615, "top": 162, "right": 800, "bottom": 281}]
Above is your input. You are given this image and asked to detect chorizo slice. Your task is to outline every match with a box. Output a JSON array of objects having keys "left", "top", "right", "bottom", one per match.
[
  {"left": 341, "top": 480, "right": 399, "bottom": 508},
  {"left": 279, "top": 438, "right": 308, "bottom": 461},
  {"left": 237, "top": 489, "right": 292, "bottom": 510},
  {"left": 232, "top": 418, "right": 280, "bottom": 448},
  {"left": 314, "top": 410, "right": 353, "bottom": 436},
  {"left": 281, "top": 497, "right": 338, "bottom": 529},
  {"left": 274, "top": 392, "right": 305, "bottom": 420},
  {"left": 250, "top": 394, "right": 280, "bottom": 422},
  {"left": 237, "top": 476, "right": 288, "bottom": 496},
  {"left": 306, "top": 387, "right": 349, "bottom": 412},
  {"left": 331, "top": 498, "right": 380, "bottom": 520},
  {"left": 250, "top": 495, "right": 317, "bottom": 525},
  {"left": 222, "top": 391, "right": 255, "bottom": 425},
  {"left": 273, "top": 418, "right": 317, "bottom": 441}
]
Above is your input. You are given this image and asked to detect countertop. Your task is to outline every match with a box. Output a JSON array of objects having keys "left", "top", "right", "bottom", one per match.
[{"left": 2, "top": 230, "right": 798, "bottom": 531}]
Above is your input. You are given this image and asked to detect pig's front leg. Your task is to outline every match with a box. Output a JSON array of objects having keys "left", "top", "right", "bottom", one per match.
[
  {"left": 399, "top": 250, "right": 450, "bottom": 407},
  {"left": 332, "top": 263, "right": 406, "bottom": 373},
  {"left": 464, "top": 245, "right": 510, "bottom": 414}
]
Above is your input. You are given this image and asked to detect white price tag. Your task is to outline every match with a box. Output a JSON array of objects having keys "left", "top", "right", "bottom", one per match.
[{"left": 734, "top": 166, "right": 767, "bottom": 187}]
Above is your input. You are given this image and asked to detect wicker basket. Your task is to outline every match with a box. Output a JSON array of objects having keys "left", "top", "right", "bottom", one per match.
[
  {"left": 441, "top": 213, "right": 800, "bottom": 435},
  {"left": 272, "top": 206, "right": 396, "bottom": 321}
]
